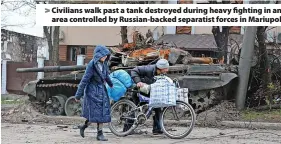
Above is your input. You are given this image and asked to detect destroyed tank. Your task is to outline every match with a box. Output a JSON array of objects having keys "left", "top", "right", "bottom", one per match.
[{"left": 16, "top": 63, "right": 239, "bottom": 117}]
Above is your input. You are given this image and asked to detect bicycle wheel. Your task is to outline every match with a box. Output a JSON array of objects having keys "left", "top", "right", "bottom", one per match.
[
  {"left": 108, "top": 99, "right": 138, "bottom": 137},
  {"left": 160, "top": 100, "right": 196, "bottom": 139}
]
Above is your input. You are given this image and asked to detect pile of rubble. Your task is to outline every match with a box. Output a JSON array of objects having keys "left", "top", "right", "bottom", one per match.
[
  {"left": 196, "top": 101, "right": 241, "bottom": 127},
  {"left": 1, "top": 101, "right": 84, "bottom": 125},
  {"left": 2, "top": 102, "right": 44, "bottom": 124},
  {"left": 108, "top": 30, "right": 215, "bottom": 69}
]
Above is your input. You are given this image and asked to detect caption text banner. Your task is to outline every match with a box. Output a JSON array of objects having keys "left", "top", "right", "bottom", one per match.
[{"left": 36, "top": 4, "right": 281, "bottom": 26}]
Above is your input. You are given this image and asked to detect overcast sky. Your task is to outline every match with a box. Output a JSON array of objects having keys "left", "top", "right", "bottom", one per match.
[{"left": 1, "top": 0, "right": 44, "bottom": 37}]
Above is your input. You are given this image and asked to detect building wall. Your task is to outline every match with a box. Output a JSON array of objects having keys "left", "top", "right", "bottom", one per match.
[
  {"left": 59, "top": 45, "right": 67, "bottom": 61},
  {"left": 1, "top": 29, "right": 46, "bottom": 62},
  {"left": 86, "top": 45, "right": 94, "bottom": 59},
  {"left": 59, "top": 26, "right": 164, "bottom": 46},
  {"left": 37, "top": 39, "right": 49, "bottom": 60}
]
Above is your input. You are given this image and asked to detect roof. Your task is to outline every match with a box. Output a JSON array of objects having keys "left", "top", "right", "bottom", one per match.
[
  {"left": 1, "top": 28, "right": 44, "bottom": 39},
  {"left": 155, "top": 34, "right": 244, "bottom": 51}
]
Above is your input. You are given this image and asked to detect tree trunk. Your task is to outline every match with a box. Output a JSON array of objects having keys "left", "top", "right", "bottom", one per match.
[
  {"left": 43, "top": 25, "right": 60, "bottom": 76},
  {"left": 256, "top": 26, "right": 272, "bottom": 107},
  {"left": 209, "top": 0, "right": 230, "bottom": 64},
  {"left": 212, "top": 26, "right": 230, "bottom": 64},
  {"left": 52, "top": 26, "right": 60, "bottom": 66},
  {"left": 51, "top": 26, "right": 60, "bottom": 76},
  {"left": 121, "top": 26, "right": 128, "bottom": 44},
  {"left": 44, "top": 26, "right": 53, "bottom": 65}
]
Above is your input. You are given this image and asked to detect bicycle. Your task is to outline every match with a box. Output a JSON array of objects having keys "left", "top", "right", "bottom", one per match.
[{"left": 108, "top": 82, "right": 196, "bottom": 139}]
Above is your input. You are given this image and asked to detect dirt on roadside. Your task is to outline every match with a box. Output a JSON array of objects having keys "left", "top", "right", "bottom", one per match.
[
  {"left": 196, "top": 101, "right": 240, "bottom": 127},
  {"left": 1, "top": 97, "right": 84, "bottom": 125},
  {"left": 196, "top": 100, "right": 281, "bottom": 127},
  {"left": 1, "top": 95, "right": 280, "bottom": 127}
]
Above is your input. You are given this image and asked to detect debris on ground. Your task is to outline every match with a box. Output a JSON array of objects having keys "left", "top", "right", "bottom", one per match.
[
  {"left": 196, "top": 100, "right": 281, "bottom": 127},
  {"left": 196, "top": 100, "right": 241, "bottom": 127},
  {"left": 1, "top": 100, "right": 84, "bottom": 125},
  {"left": 1, "top": 102, "right": 45, "bottom": 124},
  {"left": 1, "top": 95, "right": 280, "bottom": 128}
]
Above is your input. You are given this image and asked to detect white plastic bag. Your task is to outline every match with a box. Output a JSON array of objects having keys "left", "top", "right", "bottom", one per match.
[
  {"left": 177, "top": 88, "right": 189, "bottom": 103},
  {"left": 174, "top": 79, "right": 189, "bottom": 110},
  {"left": 149, "top": 76, "right": 177, "bottom": 108}
]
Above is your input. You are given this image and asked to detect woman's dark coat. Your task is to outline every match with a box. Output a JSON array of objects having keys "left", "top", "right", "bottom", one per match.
[{"left": 75, "top": 45, "right": 113, "bottom": 123}]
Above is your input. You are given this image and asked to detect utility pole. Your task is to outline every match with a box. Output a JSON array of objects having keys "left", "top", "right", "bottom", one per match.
[{"left": 235, "top": 26, "right": 257, "bottom": 110}]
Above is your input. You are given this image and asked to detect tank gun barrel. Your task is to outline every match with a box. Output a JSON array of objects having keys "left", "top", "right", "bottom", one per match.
[
  {"left": 16, "top": 65, "right": 87, "bottom": 73},
  {"left": 113, "top": 64, "right": 238, "bottom": 74}
]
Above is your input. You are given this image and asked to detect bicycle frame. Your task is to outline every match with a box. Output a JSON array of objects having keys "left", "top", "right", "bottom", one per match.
[
  {"left": 125, "top": 78, "right": 181, "bottom": 121},
  {"left": 123, "top": 76, "right": 182, "bottom": 120},
  {"left": 109, "top": 77, "right": 196, "bottom": 139},
  {"left": 121, "top": 87, "right": 156, "bottom": 122},
  {"left": 137, "top": 93, "right": 154, "bottom": 119}
]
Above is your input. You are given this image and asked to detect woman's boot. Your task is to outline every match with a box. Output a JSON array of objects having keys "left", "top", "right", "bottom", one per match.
[
  {"left": 80, "top": 120, "right": 89, "bottom": 138},
  {"left": 96, "top": 130, "right": 108, "bottom": 141},
  {"left": 96, "top": 123, "right": 108, "bottom": 141}
]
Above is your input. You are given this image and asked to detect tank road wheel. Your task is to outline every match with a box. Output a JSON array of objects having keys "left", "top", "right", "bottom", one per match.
[
  {"left": 56, "top": 94, "right": 68, "bottom": 101},
  {"left": 189, "top": 89, "right": 223, "bottom": 113},
  {"left": 64, "top": 96, "right": 83, "bottom": 117},
  {"left": 45, "top": 95, "right": 66, "bottom": 116},
  {"left": 37, "top": 90, "right": 48, "bottom": 102}
]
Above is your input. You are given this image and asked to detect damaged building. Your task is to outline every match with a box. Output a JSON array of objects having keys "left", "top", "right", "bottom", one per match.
[{"left": 1, "top": 29, "right": 47, "bottom": 62}]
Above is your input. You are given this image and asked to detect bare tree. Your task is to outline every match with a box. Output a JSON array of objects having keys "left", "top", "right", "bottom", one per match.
[
  {"left": 256, "top": 26, "right": 273, "bottom": 106},
  {"left": 208, "top": 0, "right": 231, "bottom": 64},
  {"left": 208, "top": 0, "right": 279, "bottom": 108},
  {"left": 43, "top": 26, "right": 60, "bottom": 67},
  {"left": 1, "top": 0, "right": 36, "bottom": 28},
  {"left": 115, "top": 1, "right": 154, "bottom": 45},
  {"left": 212, "top": 26, "right": 231, "bottom": 64},
  {"left": 120, "top": 26, "right": 128, "bottom": 44},
  {"left": 2, "top": 0, "right": 62, "bottom": 76}
]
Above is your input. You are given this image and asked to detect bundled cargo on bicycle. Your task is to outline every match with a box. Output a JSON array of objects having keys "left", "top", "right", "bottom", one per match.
[
  {"left": 145, "top": 75, "right": 190, "bottom": 108},
  {"left": 149, "top": 76, "right": 178, "bottom": 108}
]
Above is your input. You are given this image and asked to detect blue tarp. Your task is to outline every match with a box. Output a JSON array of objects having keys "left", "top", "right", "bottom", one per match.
[
  {"left": 109, "top": 69, "right": 133, "bottom": 88},
  {"left": 106, "top": 77, "right": 127, "bottom": 102},
  {"left": 106, "top": 70, "right": 134, "bottom": 101}
]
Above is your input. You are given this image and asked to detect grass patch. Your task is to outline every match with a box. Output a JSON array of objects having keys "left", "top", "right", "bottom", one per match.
[{"left": 241, "top": 109, "right": 281, "bottom": 122}]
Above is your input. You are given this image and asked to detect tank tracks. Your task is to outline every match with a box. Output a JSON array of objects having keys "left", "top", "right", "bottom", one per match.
[
  {"left": 189, "top": 88, "right": 224, "bottom": 113},
  {"left": 30, "top": 82, "right": 224, "bottom": 116},
  {"left": 33, "top": 83, "right": 79, "bottom": 116}
]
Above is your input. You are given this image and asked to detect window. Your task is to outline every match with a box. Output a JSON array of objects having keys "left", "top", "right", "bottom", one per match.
[
  {"left": 230, "top": 26, "right": 241, "bottom": 34},
  {"left": 67, "top": 46, "right": 86, "bottom": 61},
  {"left": 176, "top": 0, "right": 193, "bottom": 34}
]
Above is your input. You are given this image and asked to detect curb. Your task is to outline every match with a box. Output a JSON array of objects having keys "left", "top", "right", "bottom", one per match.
[
  {"left": 5, "top": 114, "right": 281, "bottom": 131},
  {"left": 220, "top": 121, "right": 281, "bottom": 130},
  {"left": 43, "top": 116, "right": 281, "bottom": 131}
]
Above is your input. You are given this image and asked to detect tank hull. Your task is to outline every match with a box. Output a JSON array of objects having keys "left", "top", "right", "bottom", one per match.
[{"left": 20, "top": 64, "right": 239, "bottom": 116}]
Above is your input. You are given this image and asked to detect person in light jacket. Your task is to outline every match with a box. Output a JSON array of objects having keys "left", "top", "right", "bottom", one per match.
[{"left": 74, "top": 45, "right": 113, "bottom": 141}]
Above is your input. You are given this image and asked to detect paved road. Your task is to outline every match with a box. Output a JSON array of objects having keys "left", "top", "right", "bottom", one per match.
[{"left": 2, "top": 123, "right": 281, "bottom": 144}]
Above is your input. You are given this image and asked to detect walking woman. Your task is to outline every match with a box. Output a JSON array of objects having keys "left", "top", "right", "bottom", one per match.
[{"left": 74, "top": 45, "right": 113, "bottom": 141}]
